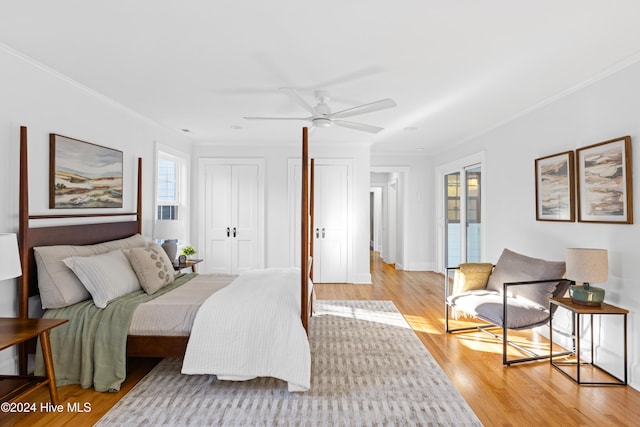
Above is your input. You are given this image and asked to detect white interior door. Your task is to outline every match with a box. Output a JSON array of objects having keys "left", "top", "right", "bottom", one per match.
[
  {"left": 232, "top": 164, "right": 259, "bottom": 272},
  {"left": 204, "top": 163, "right": 232, "bottom": 273},
  {"left": 385, "top": 179, "right": 397, "bottom": 265},
  {"left": 314, "top": 164, "right": 348, "bottom": 283},
  {"left": 289, "top": 159, "right": 350, "bottom": 283},
  {"left": 201, "top": 159, "right": 263, "bottom": 274}
]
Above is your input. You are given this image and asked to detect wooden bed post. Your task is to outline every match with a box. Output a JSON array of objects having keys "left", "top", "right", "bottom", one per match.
[
  {"left": 301, "top": 127, "right": 309, "bottom": 334},
  {"left": 18, "top": 126, "right": 29, "bottom": 320},
  {"left": 137, "top": 157, "right": 143, "bottom": 235},
  {"left": 17, "top": 126, "right": 30, "bottom": 375},
  {"left": 310, "top": 158, "right": 314, "bottom": 282}
]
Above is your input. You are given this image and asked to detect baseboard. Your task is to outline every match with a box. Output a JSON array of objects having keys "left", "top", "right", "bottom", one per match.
[
  {"left": 400, "top": 261, "right": 435, "bottom": 271},
  {"left": 351, "top": 272, "right": 372, "bottom": 284}
]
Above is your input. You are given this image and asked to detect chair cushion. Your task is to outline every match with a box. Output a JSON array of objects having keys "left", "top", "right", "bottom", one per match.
[
  {"left": 448, "top": 290, "right": 551, "bottom": 329},
  {"left": 453, "top": 263, "right": 493, "bottom": 295},
  {"left": 486, "top": 249, "right": 565, "bottom": 308}
]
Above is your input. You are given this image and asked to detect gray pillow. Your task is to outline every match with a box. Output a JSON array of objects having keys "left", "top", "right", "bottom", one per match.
[
  {"left": 124, "top": 242, "right": 175, "bottom": 295},
  {"left": 486, "top": 248, "right": 566, "bottom": 308}
]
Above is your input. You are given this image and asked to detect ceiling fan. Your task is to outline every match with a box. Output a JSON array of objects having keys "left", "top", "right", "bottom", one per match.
[{"left": 244, "top": 88, "right": 396, "bottom": 134}]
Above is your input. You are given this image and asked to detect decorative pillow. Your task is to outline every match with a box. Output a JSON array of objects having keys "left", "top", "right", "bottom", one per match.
[
  {"left": 452, "top": 263, "right": 493, "bottom": 295},
  {"left": 486, "top": 248, "right": 566, "bottom": 308},
  {"left": 124, "top": 242, "right": 175, "bottom": 295},
  {"left": 62, "top": 249, "right": 141, "bottom": 309},
  {"left": 34, "top": 234, "right": 147, "bottom": 309}
]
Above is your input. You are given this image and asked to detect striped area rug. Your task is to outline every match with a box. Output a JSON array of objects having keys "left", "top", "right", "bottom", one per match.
[{"left": 96, "top": 300, "right": 481, "bottom": 426}]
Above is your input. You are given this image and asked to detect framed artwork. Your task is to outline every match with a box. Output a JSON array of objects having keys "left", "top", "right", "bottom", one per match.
[
  {"left": 576, "top": 136, "right": 633, "bottom": 224},
  {"left": 49, "top": 134, "right": 123, "bottom": 209},
  {"left": 535, "top": 150, "right": 575, "bottom": 222}
]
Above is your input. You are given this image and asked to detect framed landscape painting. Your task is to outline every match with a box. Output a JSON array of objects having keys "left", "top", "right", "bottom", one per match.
[
  {"left": 535, "top": 150, "right": 575, "bottom": 222},
  {"left": 49, "top": 134, "right": 123, "bottom": 209},
  {"left": 576, "top": 136, "right": 633, "bottom": 224}
]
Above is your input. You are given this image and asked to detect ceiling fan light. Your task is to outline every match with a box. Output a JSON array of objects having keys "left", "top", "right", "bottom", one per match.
[{"left": 313, "top": 118, "right": 332, "bottom": 128}]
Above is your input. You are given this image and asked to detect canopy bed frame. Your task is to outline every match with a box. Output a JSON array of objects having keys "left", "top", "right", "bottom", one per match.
[{"left": 16, "top": 125, "right": 313, "bottom": 373}]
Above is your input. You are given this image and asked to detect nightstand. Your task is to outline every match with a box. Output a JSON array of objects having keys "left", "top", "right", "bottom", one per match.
[
  {"left": 0, "top": 318, "right": 68, "bottom": 404},
  {"left": 173, "top": 258, "right": 203, "bottom": 273},
  {"left": 549, "top": 297, "right": 628, "bottom": 385}
]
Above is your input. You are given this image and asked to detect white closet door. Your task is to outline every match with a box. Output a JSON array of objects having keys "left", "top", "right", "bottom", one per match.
[
  {"left": 232, "top": 164, "right": 259, "bottom": 273},
  {"left": 314, "top": 164, "right": 348, "bottom": 283},
  {"left": 204, "top": 163, "right": 233, "bottom": 273},
  {"left": 202, "top": 160, "right": 263, "bottom": 274}
]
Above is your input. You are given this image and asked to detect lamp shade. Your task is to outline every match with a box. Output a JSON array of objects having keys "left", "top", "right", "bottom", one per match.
[
  {"left": 565, "top": 248, "right": 608, "bottom": 284},
  {"left": 0, "top": 233, "right": 23, "bottom": 281},
  {"left": 154, "top": 220, "right": 185, "bottom": 240}
]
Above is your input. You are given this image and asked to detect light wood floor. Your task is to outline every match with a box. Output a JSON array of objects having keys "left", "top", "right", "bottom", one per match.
[{"left": 3, "top": 251, "right": 640, "bottom": 426}]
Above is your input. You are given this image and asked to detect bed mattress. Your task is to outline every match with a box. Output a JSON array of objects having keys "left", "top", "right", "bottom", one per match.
[{"left": 128, "top": 273, "right": 236, "bottom": 336}]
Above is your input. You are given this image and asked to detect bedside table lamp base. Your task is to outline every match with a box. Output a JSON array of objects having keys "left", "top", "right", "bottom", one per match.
[
  {"left": 161, "top": 239, "right": 178, "bottom": 262},
  {"left": 570, "top": 282, "right": 605, "bottom": 307}
]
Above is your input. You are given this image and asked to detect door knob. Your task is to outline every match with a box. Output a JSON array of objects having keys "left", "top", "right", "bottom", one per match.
[
  {"left": 233, "top": 227, "right": 237, "bottom": 237},
  {"left": 322, "top": 228, "right": 325, "bottom": 238},
  {"left": 226, "top": 227, "right": 230, "bottom": 237}
]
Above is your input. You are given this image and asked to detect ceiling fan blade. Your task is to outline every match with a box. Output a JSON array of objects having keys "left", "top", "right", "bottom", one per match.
[
  {"left": 300, "top": 66, "right": 385, "bottom": 91},
  {"left": 330, "top": 98, "right": 396, "bottom": 119},
  {"left": 243, "top": 116, "right": 312, "bottom": 121},
  {"left": 333, "top": 120, "right": 384, "bottom": 134},
  {"left": 279, "top": 87, "right": 320, "bottom": 116}
]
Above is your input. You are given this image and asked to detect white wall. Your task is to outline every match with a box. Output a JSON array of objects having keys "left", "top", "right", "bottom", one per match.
[
  {"left": 192, "top": 141, "right": 372, "bottom": 284},
  {"left": 433, "top": 60, "right": 640, "bottom": 389},
  {"left": 0, "top": 46, "right": 192, "bottom": 372}
]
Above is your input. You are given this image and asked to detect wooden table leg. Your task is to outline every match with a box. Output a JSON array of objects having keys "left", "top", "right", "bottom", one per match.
[{"left": 39, "top": 330, "right": 59, "bottom": 405}]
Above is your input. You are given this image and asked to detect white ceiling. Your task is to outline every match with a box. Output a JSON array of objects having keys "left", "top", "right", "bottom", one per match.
[{"left": 3, "top": 1, "right": 640, "bottom": 154}]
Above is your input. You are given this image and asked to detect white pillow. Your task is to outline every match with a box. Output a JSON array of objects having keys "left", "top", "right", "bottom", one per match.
[
  {"left": 34, "top": 233, "right": 147, "bottom": 308},
  {"left": 63, "top": 250, "right": 141, "bottom": 309}
]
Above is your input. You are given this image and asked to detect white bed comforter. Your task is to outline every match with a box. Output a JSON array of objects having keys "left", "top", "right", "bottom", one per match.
[{"left": 181, "top": 267, "right": 311, "bottom": 392}]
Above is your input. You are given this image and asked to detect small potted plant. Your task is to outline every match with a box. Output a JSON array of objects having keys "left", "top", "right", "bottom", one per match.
[{"left": 182, "top": 245, "right": 196, "bottom": 260}]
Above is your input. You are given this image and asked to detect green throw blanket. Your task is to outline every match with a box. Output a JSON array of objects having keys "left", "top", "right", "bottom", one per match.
[{"left": 35, "top": 273, "right": 196, "bottom": 392}]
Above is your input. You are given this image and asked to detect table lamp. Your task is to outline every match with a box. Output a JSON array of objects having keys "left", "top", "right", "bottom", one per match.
[
  {"left": 0, "top": 233, "right": 22, "bottom": 281},
  {"left": 154, "top": 220, "right": 184, "bottom": 261},
  {"left": 565, "top": 248, "right": 608, "bottom": 306}
]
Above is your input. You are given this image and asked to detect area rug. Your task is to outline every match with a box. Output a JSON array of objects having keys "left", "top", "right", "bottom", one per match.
[{"left": 95, "top": 300, "right": 481, "bottom": 426}]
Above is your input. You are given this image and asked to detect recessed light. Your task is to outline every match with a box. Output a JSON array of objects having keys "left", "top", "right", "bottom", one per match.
[
  {"left": 181, "top": 129, "right": 191, "bottom": 133},
  {"left": 230, "top": 125, "right": 243, "bottom": 130}
]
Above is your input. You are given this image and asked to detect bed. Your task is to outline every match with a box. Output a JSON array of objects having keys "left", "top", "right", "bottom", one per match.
[{"left": 16, "top": 125, "right": 314, "bottom": 392}]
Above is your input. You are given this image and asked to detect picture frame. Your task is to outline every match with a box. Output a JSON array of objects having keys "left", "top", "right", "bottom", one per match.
[
  {"left": 535, "top": 150, "right": 575, "bottom": 222},
  {"left": 576, "top": 136, "right": 633, "bottom": 224},
  {"left": 49, "top": 134, "right": 123, "bottom": 209}
]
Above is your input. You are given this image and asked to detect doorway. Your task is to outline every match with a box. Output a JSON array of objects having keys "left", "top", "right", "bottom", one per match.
[
  {"left": 369, "top": 167, "right": 408, "bottom": 271},
  {"left": 436, "top": 153, "right": 485, "bottom": 271}
]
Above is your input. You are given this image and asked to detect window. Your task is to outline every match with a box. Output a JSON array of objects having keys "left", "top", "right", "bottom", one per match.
[
  {"left": 466, "top": 170, "right": 481, "bottom": 224},
  {"left": 157, "top": 157, "right": 179, "bottom": 220},
  {"left": 156, "top": 151, "right": 187, "bottom": 221},
  {"left": 446, "top": 173, "right": 460, "bottom": 223}
]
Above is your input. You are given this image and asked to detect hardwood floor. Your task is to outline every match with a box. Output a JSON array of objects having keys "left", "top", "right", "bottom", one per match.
[{"left": 3, "top": 251, "right": 640, "bottom": 426}]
